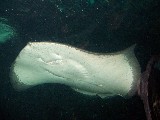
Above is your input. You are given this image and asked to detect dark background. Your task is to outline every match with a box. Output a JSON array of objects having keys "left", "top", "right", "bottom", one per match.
[{"left": 0, "top": 0, "right": 160, "bottom": 119}]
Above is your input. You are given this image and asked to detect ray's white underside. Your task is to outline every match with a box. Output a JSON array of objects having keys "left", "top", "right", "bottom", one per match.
[{"left": 10, "top": 42, "right": 141, "bottom": 98}]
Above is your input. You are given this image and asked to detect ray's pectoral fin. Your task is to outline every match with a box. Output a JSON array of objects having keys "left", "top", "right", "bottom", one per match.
[{"left": 73, "top": 88, "right": 115, "bottom": 98}]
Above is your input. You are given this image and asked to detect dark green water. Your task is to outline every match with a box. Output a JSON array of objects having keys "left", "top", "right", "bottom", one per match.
[{"left": 0, "top": 0, "right": 160, "bottom": 120}]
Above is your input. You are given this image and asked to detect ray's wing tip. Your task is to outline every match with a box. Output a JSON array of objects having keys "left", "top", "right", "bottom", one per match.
[{"left": 10, "top": 63, "right": 31, "bottom": 91}]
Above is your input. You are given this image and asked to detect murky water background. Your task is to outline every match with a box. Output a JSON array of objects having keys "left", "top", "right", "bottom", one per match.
[{"left": 0, "top": 0, "right": 160, "bottom": 120}]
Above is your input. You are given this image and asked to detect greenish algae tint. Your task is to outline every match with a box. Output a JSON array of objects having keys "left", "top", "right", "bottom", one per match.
[
  {"left": 88, "top": 0, "right": 95, "bottom": 4},
  {"left": 0, "top": 18, "right": 16, "bottom": 43}
]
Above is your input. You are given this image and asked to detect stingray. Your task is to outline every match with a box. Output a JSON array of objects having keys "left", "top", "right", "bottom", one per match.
[{"left": 10, "top": 42, "right": 141, "bottom": 98}]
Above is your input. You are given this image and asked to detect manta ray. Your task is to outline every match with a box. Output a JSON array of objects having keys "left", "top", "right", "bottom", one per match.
[{"left": 10, "top": 42, "right": 141, "bottom": 98}]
